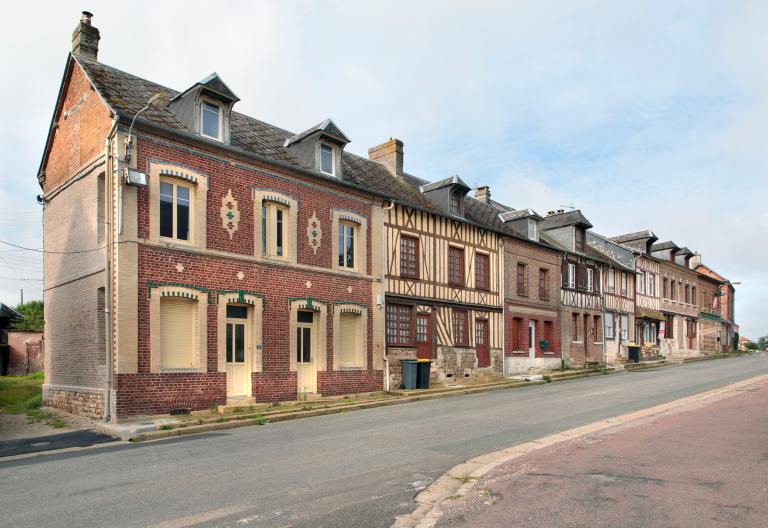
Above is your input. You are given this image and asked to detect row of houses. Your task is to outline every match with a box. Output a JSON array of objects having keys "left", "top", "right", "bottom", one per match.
[{"left": 39, "top": 13, "right": 737, "bottom": 419}]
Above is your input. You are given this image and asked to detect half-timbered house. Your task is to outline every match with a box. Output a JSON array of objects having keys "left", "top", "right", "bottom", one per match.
[
  {"left": 369, "top": 141, "right": 504, "bottom": 387},
  {"left": 587, "top": 232, "right": 635, "bottom": 364},
  {"left": 541, "top": 210, "right": 607, "bottom": 367}
]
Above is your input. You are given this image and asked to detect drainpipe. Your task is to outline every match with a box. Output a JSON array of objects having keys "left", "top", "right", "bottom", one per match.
[
  {"left": 103, "top": 115, "right": 119, "bottom": 422},
  {"left": 382, "top": 200, "right": 394, "bottom": 391},
  {"left": 499, "top": 238, "right": 506, "bottom": 378}
]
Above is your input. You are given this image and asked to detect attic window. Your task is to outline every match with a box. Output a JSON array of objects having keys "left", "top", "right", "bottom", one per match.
[
  {"left": 320, "top": 143, "right": 335, "bottom": 176},
  {"left": 201, "top": 100, "right": 222, "bottom": 141},
  {"left": 450, "top": 192, "right": 461, "bottom": 214},
  {"left": 528, "top": 219, "right": 539, "bottom": 241}
]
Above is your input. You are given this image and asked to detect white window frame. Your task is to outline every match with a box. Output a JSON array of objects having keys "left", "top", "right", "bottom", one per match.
[
  {"left": 567, "top": 263, "right": 576, "bottom": 289},
  {"left": 200, "top": 98, "right": 224, "bottom": 141},
  {"left": 605, "top": 313, "right": 614, "bottom": 339},
  {"left": 586, "top": 268, "right": 594, "bottom": 292},
  {"left": 319, "top": 142, "right": 336, "bottom": 176},
  {"left": 262, "top": 201, "right": 289, "bottom": 259},
  {"left": 337, "top": 220, "right": 358, "bottom": 270},
  {"left": 607, "top": 268, "right": 615, "bottom": 293},
  {"left": 648, "top": 273, "right": 656, "bottom": 297},
  {"left": 528, "top": 219, "right": 539, "bottom": 241},
  {"left": 637, "top": 271, "right": 645, "bottom": 295},
  {"left": 159, "top": 178, "right": 194, "bottom": 243},
  {"left": 620, "top": 314, "right": 629, "bottom": 340}
]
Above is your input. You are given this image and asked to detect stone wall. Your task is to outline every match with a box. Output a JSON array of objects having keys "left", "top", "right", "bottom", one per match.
[{"left": 45, "top": 387, "right": 104, "bottom": 419}]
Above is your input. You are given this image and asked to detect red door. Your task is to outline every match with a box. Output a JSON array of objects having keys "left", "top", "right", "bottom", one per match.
[
  {"left": 476, "top": 319, "right": 489, "bottom": 367},
  {"left": 415, "top": 314, "right": 432, "bottom": 359}
]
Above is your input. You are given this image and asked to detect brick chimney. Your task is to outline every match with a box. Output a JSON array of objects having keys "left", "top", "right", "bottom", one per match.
[
  {"left": 368, "top": 138, "right": 403, "bottom": 179},
  {"left": 474, "top": 186, "right": 491, "bottom": 203},
  {"left": 72, "top": 11, "right": 100, "bottom": 60}
]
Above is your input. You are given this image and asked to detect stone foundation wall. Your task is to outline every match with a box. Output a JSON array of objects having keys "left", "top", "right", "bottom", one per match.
[
  {"left": 44, "top": 386, "right": 104, "bottom": 419},
  {"left": 434, "top": 346, "right": 502, "bottom": 384}
]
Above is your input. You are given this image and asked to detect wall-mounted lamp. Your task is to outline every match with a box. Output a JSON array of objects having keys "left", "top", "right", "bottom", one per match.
[
  {"left": 376, "top": 294, "right": 383, "bottom": 309},
  {"left": 123, "top": 92, "right": 170, "bottom": 162}
]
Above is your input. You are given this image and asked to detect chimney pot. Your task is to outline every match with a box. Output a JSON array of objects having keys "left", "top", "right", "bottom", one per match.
[
  {"left": 474, "top": 186, "right": 491, "bottom": 204},
  {"left": 72, "top": 11, "right": 100, "bottom": 61},
  {"left": 368, "top": 138, "right": 404, "bottom": 179}
]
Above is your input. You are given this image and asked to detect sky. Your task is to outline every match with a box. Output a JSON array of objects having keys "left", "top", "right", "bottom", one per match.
[{"left": 0, "top": 1, "right": 765, "bottom": 338}]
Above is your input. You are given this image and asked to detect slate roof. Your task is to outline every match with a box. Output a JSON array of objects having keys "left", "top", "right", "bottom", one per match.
[
  {"left": 420, "top": 175, "right": 470, "bottom": 193},
  {"left": 0, "top": 303, "right": 21, "bottom": 320},
  {"left": 73, "top": 54, "right": 438, "bottom": 213},
  {"left": 609, "top": 229, "right": 657, "bottom": 244},
  {"left": 283, "top": 118, "right": 350, "bottom": 147},
  {"left": 651, "top": 241, "right": 679, "bottom": 251},
  {"left": 172, "top": 72, "right": 240, "bottom": 103},
  {"left": 541, "top": 210, "right": 593, "bottom": 230},
  {"left": 498, "top": 209, "right": 542, "bottom": 222}
]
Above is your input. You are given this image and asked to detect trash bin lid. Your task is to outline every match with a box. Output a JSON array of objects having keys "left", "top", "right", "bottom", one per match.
[
  {"left": 416, "top": 359, "right": 432, "bottom": 363},
  {"left": 400, "top": 359, "right": 418, "bottom": 364}
]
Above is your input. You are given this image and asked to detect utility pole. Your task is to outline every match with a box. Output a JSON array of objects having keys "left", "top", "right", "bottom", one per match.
[{"left": 20, "top": 288, "right": 24, "bottom": 306}]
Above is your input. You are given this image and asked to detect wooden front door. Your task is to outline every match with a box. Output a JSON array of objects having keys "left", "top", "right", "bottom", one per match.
[
  {"left": 296, "top": 311, "right": 317, "bottom": 394},
  {"left": 415, "top": 313, "right": 432, "bottom": 360},
  {"left": 225, "top": 305, "right": 251, "bottom": 397},
  {"left": 476, "top": 319, "right": 489, "bottom": 368}
]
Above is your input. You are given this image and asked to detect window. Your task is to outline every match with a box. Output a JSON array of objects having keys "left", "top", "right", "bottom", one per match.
[
  {"left": 338, "top": 313, "right": 359, "bottom": 367},
  {"left": 571, "top": 313, "right": 579, "bottom": 341},
  {"left": 400, "top": 235, "right": 419, "bottom": 278},
  {"left": 517, "top": 263, "right": 527, "bottom": 296},
  {"left": 159, "top": 297, "right": 197, "bottom": 368},
  {"left": 511, "top": 317, "right": 522, "bottom": 350},
  {"left": 567, "top": 263, "right": 576, "bottom": 289},
  {"left": 386, "top": 304, "right": 412, "bottom": 345},
  {"left": 620, "top": 272, "right": 628, "bottom": 297},
  {"left": 586, "top": 268, "right": 594, "bottom": 292},
  {"left": 320, "top": 143, "right": 335, "bottom": 175},
  {"left": 296, "top": 311, "right": 314, "bottom": 364},
  {"left": 450, "top": 192, "right": 461, "bottom": 214},
  {"left": 663, "top": 277, "right": 669, "bottom": 298},
  {"left": 593, "top": 315, "right": 601, "bottom": 341},
  {"left": 201, "top": 100, "right": 222, "bottom": 140},
  {"left": 643, "top": 322, "right": 658, "bottom": 345},
  {"left": 692, "top": 286, "right": 697, "bottom": 306},
  {"left": 262, "top": 202, "right": 288, "bottom": 258},
  {"left": 637, "top": 271, "right": 645, "bottom": 294},
  {"left": 338, "top": 221, "right": 356, "bottom": 269},
  {"left": 670, "top": 279, "right": 676, "bottom": 300},
  {"left": 539, "top": 268, "right": 549, "bottom": 299},
  {"left": 648, "top": 274, "right": 656, "bottom": 296},
  {"left": 607, "top": 269, "right": 615, "bottom": 293},
  {"left": 684, "top": 284, "right": 690, "bottom": 304},
  {"left": 574, "top": 228, "right": 585, "bottom": 252},
  {"left": 620, "top": 314, "right": 629, "bottom": 340},
  {"left": 448, "top": 247, "right": 464, "bottom": 286},
  {"left": 605, "top": 313, "right": 614, "bottom": 339},
  {"left": 160, "top": 180, "right": 191, "bottom": 241},
  {"left": 528, "top": 219, "right": 539, "bottom": 241},
  {"left": 452, "top": 309, "right": 468, "bottom": 346},
  {"left": 665, "top": 313, "right": 674, "bottom": 339},
  {"left": 475, "top": 253, "right": 490, "bottom": 290}
]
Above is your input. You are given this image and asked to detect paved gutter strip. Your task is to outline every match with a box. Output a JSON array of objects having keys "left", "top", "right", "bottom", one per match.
[{"left": 392, "top": 372, "right": 768, "bottom": 528}]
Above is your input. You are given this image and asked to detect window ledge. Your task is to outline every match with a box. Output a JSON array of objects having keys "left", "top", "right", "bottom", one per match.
[{"left": 159, "top": 367, "right": 202, "bottom": 374}]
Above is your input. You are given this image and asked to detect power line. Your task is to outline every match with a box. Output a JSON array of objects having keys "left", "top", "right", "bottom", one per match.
[
  {"left": 0, "top": 239, "right": 110, "bottom": 255},
  {"left": 0, "top": 276, "right": 43, "bottom": 282}
]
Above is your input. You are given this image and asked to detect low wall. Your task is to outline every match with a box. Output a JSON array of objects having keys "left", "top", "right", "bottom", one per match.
[
  {"left": 505, "top": 356, "right": 563, "bottom": 375},
  {"left": 43, "top": 384, "right": 104, "bottom": 419},
  {"left": 6, "top": 331, "right": 44, "bottom": 376}
]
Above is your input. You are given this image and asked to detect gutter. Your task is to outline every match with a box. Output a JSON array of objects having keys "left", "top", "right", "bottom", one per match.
[{"left": 103, "top": 115, "right": 119, "bottom": 422}]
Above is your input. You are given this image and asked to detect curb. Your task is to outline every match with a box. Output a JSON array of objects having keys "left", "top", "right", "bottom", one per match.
[{"left": 391, "top": 373, "right": 768, "bottom": 528}]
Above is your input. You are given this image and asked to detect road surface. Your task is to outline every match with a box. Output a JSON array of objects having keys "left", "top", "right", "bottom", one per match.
[{"left": 2, "top": 354, "right": 766, "bottom": 528}]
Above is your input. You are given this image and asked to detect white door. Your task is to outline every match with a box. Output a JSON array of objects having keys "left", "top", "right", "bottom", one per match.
[
  {"left": 296, "top": 311, "right": 317, "bottom": 394},
  {"left": 226, "top": 305, "right": 251, "bottom": 397},
  {"left": 528, "top": 320, "right": 536, "bottom": 360}
]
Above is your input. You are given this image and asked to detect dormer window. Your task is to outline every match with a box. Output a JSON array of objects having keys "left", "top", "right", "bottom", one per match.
[
  {"left": 528, "top": 219, "right": 539, "bottom": 241},
  {"left": 450, "top": 192, "right": 461, "bottom": 214},
  {"left": 201, "top": 100, "right": 222, "bottom": 141},
  {"left": 574, "top": 227, "right": 585, "bottom": 252},
  {"left": 320, "top": 143, "right": 335, "bottom": 176}
]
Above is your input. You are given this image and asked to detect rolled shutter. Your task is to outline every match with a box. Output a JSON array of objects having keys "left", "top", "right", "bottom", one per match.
[
  {"left": 339, "top": 313, "right": 358, "bottom": 366},
  {"left": 160, "top": 298, "right": 197, "bottom": 368}
]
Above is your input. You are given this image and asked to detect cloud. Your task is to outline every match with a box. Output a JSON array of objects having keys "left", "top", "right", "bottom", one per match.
[{"left": 0, "top": 0, "right": 764, "bottom": 336}]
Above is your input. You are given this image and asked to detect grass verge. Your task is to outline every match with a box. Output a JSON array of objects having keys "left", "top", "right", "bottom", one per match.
[{"left": 0, "top": 373, "right": 66, "bottom": 428}]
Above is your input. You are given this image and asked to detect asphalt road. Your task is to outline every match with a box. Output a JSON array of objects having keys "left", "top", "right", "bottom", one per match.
[{"left": 2, "top": 354, "right": 766, "bottom": 528}]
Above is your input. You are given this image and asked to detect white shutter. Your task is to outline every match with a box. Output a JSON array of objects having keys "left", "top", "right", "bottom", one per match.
[
  {"left": 160, "top": 298, "right": 197, "bottom": 368},
  {"left": 339, "top": 313, "right": 358, "bottom": 366}
]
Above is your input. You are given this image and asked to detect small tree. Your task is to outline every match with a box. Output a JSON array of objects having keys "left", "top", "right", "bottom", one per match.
[{"left": 11, "top": 300, "right": 44, "bottom": 331}]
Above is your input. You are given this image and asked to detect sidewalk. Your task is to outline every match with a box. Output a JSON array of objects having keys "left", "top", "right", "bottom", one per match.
[{"left": 432, "top": 377, "right": 768, "bottom": 528}]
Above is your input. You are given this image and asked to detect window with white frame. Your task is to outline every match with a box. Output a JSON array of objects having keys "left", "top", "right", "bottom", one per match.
[
  {"left": 607, "top": 268, "right": 615, "bottom": 293},
  {"left": 159, "top": 297, "right": 197, "bottom": 369},
  {"left": 605, "top": 313, "right": 614, "bottom": 339},
  {"left": 201, "top": 100, "right": 222, "bottom": 140},
  {"left": 620, "top": 314, "right": 629, "bottom": 340},
  {"left": 320, "top": 143, "right": 335, "bottom": 175},
  {"left": 586, "top": 268, "right": 594, "bottom": 292},
  {"left": 262, "top": 202, "right": 288, "bottom": 258},
  {"left": 620, "top": 272, "right": 628, "bottom": 296},
  {"left": 528, "top": 219, "right": 539, "bottom": 241},
  {"left": 637, "top": 271, "right": 645, "bottom": 294},
  {"left": 160, "top": 180, "right": 191, "bottom": 241},
  {"left": 648, "top": 273, "right": 656, "bottom": 296},
  {"left": 338, "top": 221, "right": 357, "bottom": 269},
  {"left": 567, "top": 263, "right": 576, "bottom": 288}
]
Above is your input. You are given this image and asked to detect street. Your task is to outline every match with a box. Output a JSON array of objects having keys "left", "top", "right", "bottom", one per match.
[{"left": 1, "top": 355, "right": 766, "bottom": 528}]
